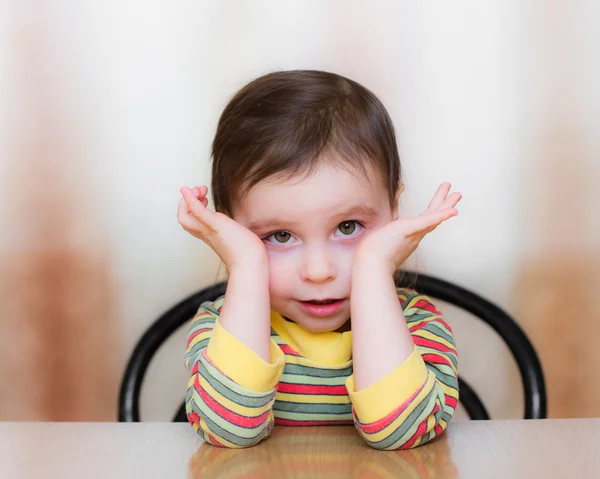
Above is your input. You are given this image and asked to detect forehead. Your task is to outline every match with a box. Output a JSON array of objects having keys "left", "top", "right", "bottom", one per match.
[{"left": 232, "top": 162, "right": 390, "bottom": 226}]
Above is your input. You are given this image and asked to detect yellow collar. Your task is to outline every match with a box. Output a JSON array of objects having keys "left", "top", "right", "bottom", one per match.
[{"left": 270, "top": 312, "right": 352, "bottom": 365}]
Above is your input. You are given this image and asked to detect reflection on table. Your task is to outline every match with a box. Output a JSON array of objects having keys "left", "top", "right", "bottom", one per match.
[
  {"left": 188, "top": 425, "right": 458, "bottom": 479},
  {"left": 1, "top": 419, "right": 599, "bottom": 478}
]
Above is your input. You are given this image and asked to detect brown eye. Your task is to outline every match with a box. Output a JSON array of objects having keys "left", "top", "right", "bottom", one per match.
[
  {"left": 337, "top": 221, "right": 357, "bottom": 236},
  {"left": 270, "top": 231, "right": 292, "bottom": 243}
]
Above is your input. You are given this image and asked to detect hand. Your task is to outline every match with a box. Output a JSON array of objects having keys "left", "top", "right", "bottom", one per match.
[
  {"left": 177, "top": 186, "right": 267, "bottom": 270},
  {"left": 354, "top": 183, "right": 462, "bottom": 274}
]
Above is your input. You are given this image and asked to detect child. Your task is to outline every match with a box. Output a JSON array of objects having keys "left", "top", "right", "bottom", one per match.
[{"left": 179, "top": 70, "right": 461, "bottom": 450}]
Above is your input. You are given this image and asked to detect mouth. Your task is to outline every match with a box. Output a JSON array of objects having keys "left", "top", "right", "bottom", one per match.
[{"left": 298, "top": 298, "right": 346, "bottom": 317}]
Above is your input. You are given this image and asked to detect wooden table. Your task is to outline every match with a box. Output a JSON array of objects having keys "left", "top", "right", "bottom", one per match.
[{"left": 0, "top": 419, "right": 598, "bottom": 478}]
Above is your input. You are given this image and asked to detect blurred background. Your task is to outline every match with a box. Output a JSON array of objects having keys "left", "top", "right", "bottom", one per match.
[{"left": 1, "top": 0, "right": 599, "bottom": 421}]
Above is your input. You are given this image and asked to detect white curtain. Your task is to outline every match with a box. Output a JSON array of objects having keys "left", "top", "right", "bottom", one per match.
[{"left": 1, "top": 0, "right": 598, "bottom": 420}]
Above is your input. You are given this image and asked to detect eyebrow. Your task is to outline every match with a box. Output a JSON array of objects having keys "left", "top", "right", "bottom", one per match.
[{"left": 247, "top": 204, "right": 379, "bottom": 232}]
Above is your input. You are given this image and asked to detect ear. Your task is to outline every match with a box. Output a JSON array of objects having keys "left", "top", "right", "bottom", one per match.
[{"left": 392, "top": 184, "right": 404, "bottom": 219}]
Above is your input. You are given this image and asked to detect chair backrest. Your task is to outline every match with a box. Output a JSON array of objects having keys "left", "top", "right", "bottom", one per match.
[{"left": 118, "top": 271, "right": 547, "bottom": 422}]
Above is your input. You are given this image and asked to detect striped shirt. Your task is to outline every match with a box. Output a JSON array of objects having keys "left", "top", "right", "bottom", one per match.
[{"left": 184, "top": 288, "right": 459, "bottom": 450}]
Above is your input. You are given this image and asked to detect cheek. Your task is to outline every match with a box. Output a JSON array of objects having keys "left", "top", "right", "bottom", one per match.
[
  {"left": 332, "top": 243, "right": 357, "bottom": 287},
  {"left": 266, "top": 249, "right": 298, "bottom": 297}
]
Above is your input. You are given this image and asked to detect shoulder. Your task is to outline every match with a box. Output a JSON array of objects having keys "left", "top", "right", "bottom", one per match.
[
  {"left": 184, "top": 295, "right": 226, "bottom": 367},
  {"left": 187, "top": 295, "right": 225, "bottom": 332},
  {"left": 194, "top": 294, "right": 226, "bottom": 319},
  {"left": 396, "top": 287, "right": 455, "bottom": 340},
  {"left": 395, "top": 287, "right": 444, "bottom": 317}
]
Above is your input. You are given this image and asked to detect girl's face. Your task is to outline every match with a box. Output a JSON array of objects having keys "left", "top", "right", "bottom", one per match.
[{"left": 233, "top": 161, "right": 397, "bottom": 332}]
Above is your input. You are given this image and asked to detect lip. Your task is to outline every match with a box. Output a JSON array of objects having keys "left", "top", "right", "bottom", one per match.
[{"left": 298, "top": 299, "right": 346, "bottom": 317}]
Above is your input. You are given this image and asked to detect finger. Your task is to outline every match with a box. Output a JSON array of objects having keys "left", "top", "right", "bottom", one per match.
[
  {"left": 178, "top": 197, "right": 205, "bottom": 233},
  {"left": 192, "top": 185, "right": 209, "bottom": 199},
  {"left": 436, "top": 191, "right": 462, "bottom": 211},
  {"left": 195, "top": 185, "right": 209, "bottom": 207},
  {"left": 423, "top": 183, "right": 451, "bottom": 214},
  {"left": 177, "top": 196, "right": 190, "bottom": 217},
  {"left": 407, "top": 208, "right": 458, "bottom": 235},
  {"left": 177, "top": 198, "right": 211, "bottom": 234},
  {"left": 178, "top": 189, "right": 212, "bottom": 235},
  {"left": 180, "top": 187, "right": 217, "bottom": 228}
]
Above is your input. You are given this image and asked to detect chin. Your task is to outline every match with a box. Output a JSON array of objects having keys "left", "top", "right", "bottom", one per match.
[{"left": 295, "top": 314, "right": 349, "bottom": 333}]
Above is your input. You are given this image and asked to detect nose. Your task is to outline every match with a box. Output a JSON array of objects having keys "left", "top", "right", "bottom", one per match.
[{"left": 300, "top": 245, "right": 337, "bottom": 284}]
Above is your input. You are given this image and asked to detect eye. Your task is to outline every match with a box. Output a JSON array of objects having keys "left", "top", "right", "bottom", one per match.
[
  {"left": 264, "top": 231, "right": 295, "bottom": 244},
  {"left": 335, "top": 221, "right": 363, "bottom": 237}
]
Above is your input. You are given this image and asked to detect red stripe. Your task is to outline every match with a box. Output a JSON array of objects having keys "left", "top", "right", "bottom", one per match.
[
  {"left": 274, "top": 418, "right": 353, "bottom": 426},
  {"left": 412, "top": 336, "right": 455, "bottom": 353},
  {"left": 188, "top": 410, "right": 199, "bottom": 425},
  {"left": 185, "top": 327, "right": 211, "bottom": 348},
  {"left": 421, "top": 353, "right": 451, "bottom": 368},
  {"left": 409, "top": 317, "right": 453, "bottom": 335},
  {"left": 398, "top": 296, "right": 411, "bottom": 307},
  {"left": 277, "top": 344, "right": 301, "bottom": 356},
  {"left": 413, "top": 299, "right": 443, "bottom": 315},
  {"left": 354, "top": 381, "right": 425, "bottom": 435},
  {"left": 276, "top": 383, "right": 348, "bottom": 395},
  {"left": 194, "top": 375, "right": 270, "bottom": 428},
  {"left": 434, "top": 424, "right": 443, "bottom": 436},
  {"left": 189, "top": 408, "right": 245, "bottom": 447},
  {"left": 207, "top": 433, "right": 227, "bottom": 447},
  {"left": 408, "top": 322, "right": 428, "bottom": 333},
  {"left": 398, "top": 402, "right": 441, "bottom": 449},
  {"left": 191, "top": 362, "right": 200, "bottom": 374},
  {"left": 445, "top": 395, "right": 458, "bottom": 409},
  {"left": 435, "top": 316, "right": 453, "bottom": 333},
  {"left": 400, "top": 419, "right": 429, "bottom": 449}
]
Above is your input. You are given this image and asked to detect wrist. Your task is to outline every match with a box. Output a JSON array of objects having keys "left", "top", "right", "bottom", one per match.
[
  {"left": 227, "top": 250, "right": 269, "bottom": 274},
  {"left": 353, "top": 250, "right": 395, "bottom": 277}
]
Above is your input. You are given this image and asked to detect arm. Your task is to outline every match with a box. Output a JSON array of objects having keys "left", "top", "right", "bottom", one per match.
[
  {"left": 179, "top": 186, "right": 272, "bottom": 360},
  {"left": 349, "top": 268, "right": 459, "bottom": 450},
  {"left": 184, "top": 297, "right": 285, "bottom": 448},
  {"left": 179, "top": 186, "right": 285, "bottom": 448},
  {"left": 348, "top": 183, "right": 461, "bottom": 449},
  {"left": 350, "top": 260, "right": 415, "bottom": 390}
]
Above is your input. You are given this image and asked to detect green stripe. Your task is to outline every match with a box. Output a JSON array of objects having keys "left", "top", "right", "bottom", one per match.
[
  {"left": 274, "top": 400, "right": 351, "bottom": 415},
  {"left": 188, "top": 394, "right": 271, "bottom": 447},
  {"left": 425, "top": 364, "right": 458, "bottom": 387},
  {"left": 274, "top": 409, "right": 353, "bottom": 422},
  {"left": 186, "top": 338, "right": 210, "bottom": 358},
  {"left": 405, "top": 313, "right": 435, "bottom": 323},
  {"left": 419, "top": 323, "right": 455, "bottom": 346},
  {"left": 417, "top": 345, "right": 458, "bottom": 366},
  {"left": 419, "top": 349, "right": 458, "bottom": 374},
  {"left": 189, "top": 315, "right": 216, "bottom": 327},
  {"left": 189, "top": 389, "right": 270, "bottom": 441},
  {"left": 284, "top": 363, "right": 352, "bottom": 378},
  {"left": 197, "top": 297, "right": 224, "bottom": 316},
  {"left": 280, "top": 372, "right": 348, "bottom": 386},
  {"left": 198, "top": 357, "right": 274, "bottom": 407},
  {"left": 374, "top": 385, "right": 441, "bottom": 450}
]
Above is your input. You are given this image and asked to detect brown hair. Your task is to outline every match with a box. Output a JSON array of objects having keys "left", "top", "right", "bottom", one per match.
[{"left": 211, "top": 70, "right": 401, "bottom": 216}]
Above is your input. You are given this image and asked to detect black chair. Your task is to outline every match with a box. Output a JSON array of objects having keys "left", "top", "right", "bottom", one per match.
[{"left": 118, "top": 271, "right": 547, "bottom": 422}]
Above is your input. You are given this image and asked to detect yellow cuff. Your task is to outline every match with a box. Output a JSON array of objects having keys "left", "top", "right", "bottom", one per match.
[
  {"left": 206, "top": 319, "right": 285, "bottom": 392},
  {"left": 346, "top": 347, "right": 428, "bottom": 423}
]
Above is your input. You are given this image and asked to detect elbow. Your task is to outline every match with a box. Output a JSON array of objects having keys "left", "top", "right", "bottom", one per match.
[
  {"left": 361, "top": 401, "right": 451, "bottom": 451},
  {"left": 186, "top": 402, "right": 272, "bottom": 449}
]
